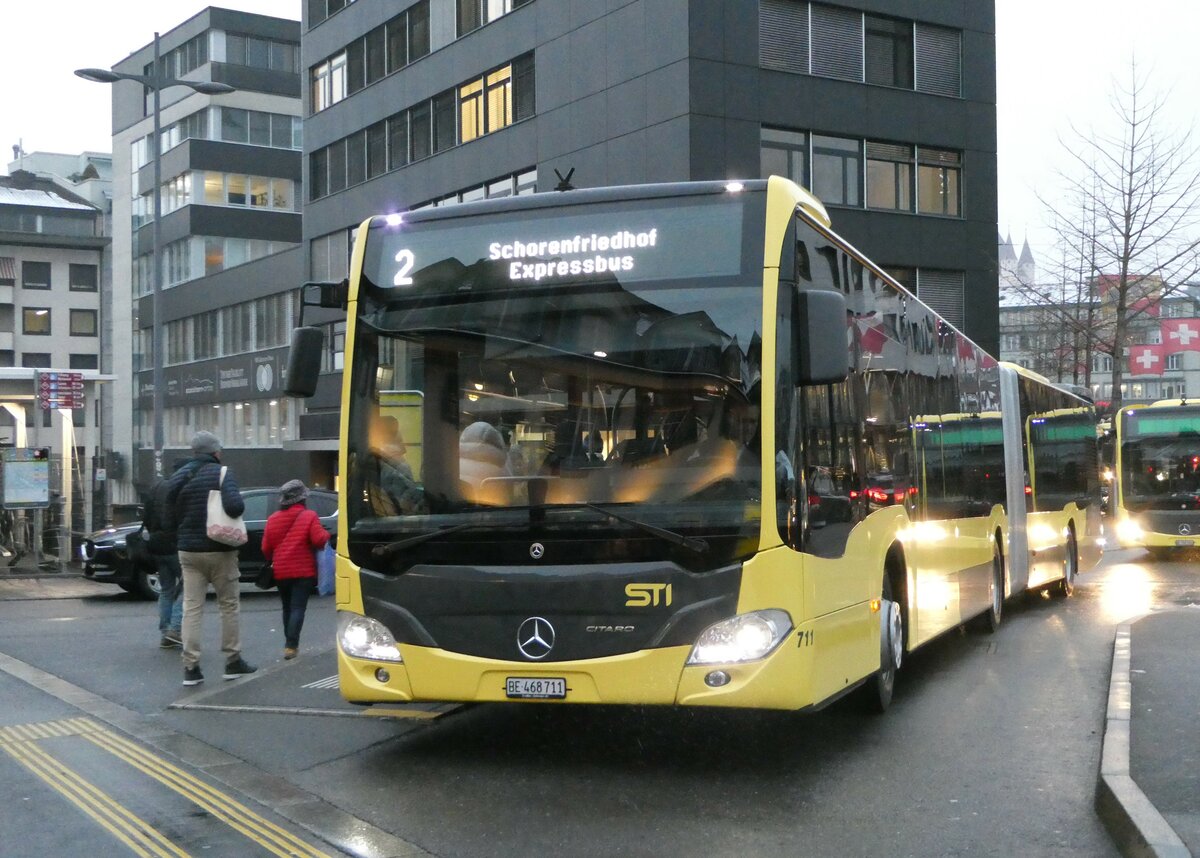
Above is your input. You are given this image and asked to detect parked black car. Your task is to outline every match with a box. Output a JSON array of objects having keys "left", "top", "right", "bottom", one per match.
[{"left": 80, "top": 487, "right": 337, "bottom": 599}]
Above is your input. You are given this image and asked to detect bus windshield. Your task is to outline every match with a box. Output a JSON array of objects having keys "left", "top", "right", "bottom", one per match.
[
  {"left": 1120, "top": 406, "right": 1200, "bottom": 510},
  {"left": 345, "top": 192, "right": 766, "bottom": 569}
]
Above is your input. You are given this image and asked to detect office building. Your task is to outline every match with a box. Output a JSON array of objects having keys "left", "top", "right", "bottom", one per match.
[
  {"left": 296, "top": 0, "right": 999, "bottom": 464},
  {"left": 105, "top": 8, "right": 304, "bottom": 510}
]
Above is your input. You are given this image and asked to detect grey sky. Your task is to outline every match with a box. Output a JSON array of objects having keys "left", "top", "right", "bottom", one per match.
[{"left": 3, "top": 0, "right": 1197, "bottom": 266}]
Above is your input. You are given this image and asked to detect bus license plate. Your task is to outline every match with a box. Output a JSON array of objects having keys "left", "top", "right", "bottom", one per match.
[
  {"left": 1176, "top": 539, "right": 1194, "bottom": 547},
  {"left": 506, "top": 677, "right": 566, "bottom": 699}
]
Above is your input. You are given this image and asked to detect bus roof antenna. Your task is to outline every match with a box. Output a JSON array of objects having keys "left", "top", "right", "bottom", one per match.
[{"left": 554, "top": 168, "right": 576, "bottom": 192}]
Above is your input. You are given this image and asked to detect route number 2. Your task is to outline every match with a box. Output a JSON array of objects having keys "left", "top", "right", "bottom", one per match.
[{"left": 394, "top": 249, "right": 415, "bottom": 286}]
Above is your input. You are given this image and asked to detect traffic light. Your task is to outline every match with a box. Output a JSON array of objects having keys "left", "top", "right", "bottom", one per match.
[{"left": 32, "top": 447, "right": 49, "bottom": 460}]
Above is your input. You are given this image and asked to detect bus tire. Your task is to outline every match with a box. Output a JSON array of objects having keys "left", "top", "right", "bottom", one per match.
[
  {"left": 976, "top": 540, "right": 1004, "bottom": 634},
  {"left": 1053, "top": 528, "right": 1078, "bottom": 598},
  {"left": 861, "top": 572, "right": 903, "bottom": 713}
]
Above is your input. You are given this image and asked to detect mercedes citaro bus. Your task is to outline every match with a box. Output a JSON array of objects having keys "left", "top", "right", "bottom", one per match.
[{"left": 286, "top": 177, "right": 1101, "bottom": 713}]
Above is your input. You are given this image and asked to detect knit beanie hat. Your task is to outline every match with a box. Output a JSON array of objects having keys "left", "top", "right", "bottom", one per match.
[
  {"left": 190, "top": 430, "right": 222, "bottom": 455},
  {"left": 279, "top": 479, "right": 309, "bottom": 506}
]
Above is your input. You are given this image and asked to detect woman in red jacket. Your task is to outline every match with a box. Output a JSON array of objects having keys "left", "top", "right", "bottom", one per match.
[{"left": 261, "top": 480, "right": 331, "bottom": 659}]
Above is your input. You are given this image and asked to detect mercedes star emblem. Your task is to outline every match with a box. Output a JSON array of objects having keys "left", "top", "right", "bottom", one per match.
[
  {"left": 517, "top": 616, "right": 555, "bottom": 660},
  {"left": 529, "top": 542, "right": 545, "bottom": 559},
  {"left": 1180, "top": 523, "right": 1193, "bottom": 536}
]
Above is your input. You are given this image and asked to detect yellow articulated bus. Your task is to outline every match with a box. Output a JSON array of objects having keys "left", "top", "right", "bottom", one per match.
[
  {"left": 286, "top": 176, "right": 1101, "bottom": 713},
  {"left": 1111, "top": 398, "right": 1200, "bottom": 556}
]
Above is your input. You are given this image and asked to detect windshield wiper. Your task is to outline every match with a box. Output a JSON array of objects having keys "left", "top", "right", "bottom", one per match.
[
  {"left": 371, "top": 523, "right": 475, "bottom": 561},
  {"left": 582, "top": 503, "right": 708, "bottom": 554}
]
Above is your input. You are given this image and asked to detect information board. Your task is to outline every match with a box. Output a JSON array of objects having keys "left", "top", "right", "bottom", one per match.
[{"left": 2, "top": 448, "right": 51, "bottom": 509}]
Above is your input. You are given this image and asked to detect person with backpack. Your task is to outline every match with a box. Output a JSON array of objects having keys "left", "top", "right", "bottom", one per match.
[
  {"left": 261, "top": 480, "right": 331, "bottom": 660},
  {"left": 142, "top": 458, "right": 188, "bottom": 648},
  {"left": 166, "top": 431, "right": 256, "bottom": 686}
]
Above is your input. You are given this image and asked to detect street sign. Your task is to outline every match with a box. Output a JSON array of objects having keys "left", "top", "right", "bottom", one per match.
[{"left": 35, "top": 370, "right": 84, "bottom": 410}]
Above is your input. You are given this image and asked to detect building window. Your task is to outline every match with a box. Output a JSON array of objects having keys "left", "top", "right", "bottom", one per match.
[
  {"left": 310, "top": 148, "right": 328, "bottom": 200},
  {"left": 410, "top": 102, "right": 432, "bottom": 161},
  {"left": 1094, "top": 353, "right": 1113, "bottom": 373},
  {"left": 345, "top": 131, "right": 367, "bottom": 187},
  {"left": 365, "top": 25, "right": 386, "bottom": 84},
  {"left": 810, "top": 3, "right": 862, "bottom": 81},
  {"left": 865, "top": 141, "right": 913, "bottom": 211},
  {"left": 883, "top": 266, "right": 915, "bottom": 292},
  {"left": 433, "top": 91, "right": 456, "bottom": 154},
  {"left": 22, "top": 261, "right": 51, "bottom": 290},
  {"left": 460, "top": 78, "right": 484, "bottom": 144},
  {"left": 865, "top": 15, "right": 914, "bottom": 88},
  {"left": 760, "top": 2, "right": 961, "bottom": 100},
  {"left": 409, "top": 1, "right": 430, "bottom": 61},
  {"left": 227, "top": 34, "right": 297, "bottom": 73},
  {"left": 328, "top": 139, "right": 347, "bottom": 194},
  {"left": 308, "top": 0, "right": 356, "bottom": 28},
  {"left": 388, "top": 113, "right": 409, "bottom": 170},
  {"left": 70, "top": 353, "right": 98, "bottom": 370},
  {"left": 311, "top": 52, "right": 347, "bottom": 113},
  {"left": 23, "top": 308, "right": 51, "bottom": 335},
  {"left": 22, "top": 352, "right": 51, "bottom": 368},
  {"left": 387, "top": 15, "right": 408, "bottom": 71},
  {"left": 366, "top": 121, "right": 388, "bottom": 179},
  {"left": 761, "top": 127, "right": 808, "bottom": 185},
  {"left": 69, "top": 264, "right": 98, "bottom": 292},
  {"left": 915, "top": 23, "right": 961, "bottom": 97},
  {"left": 346, "top": 37, "right": 365, "bottom": 95},
  {"left": 1168, "top": 353, "right": 1183, "bottom": 370},
  {"left": 811, "top": 135, "right": 861, "bottom": 206},
  {"left": 916, "top": 269, "right": 965, "bottom": 328},
  {"left": 917, "top": 148, "right": 961, "bottom": 216}
]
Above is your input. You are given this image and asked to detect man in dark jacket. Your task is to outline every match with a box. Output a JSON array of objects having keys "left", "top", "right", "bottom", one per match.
[
  {"left": 166, "top": 431, "right": 256, "bottom": 686},
  {"left": 143, "top": 459, "right": 188, "bottom": 648}
]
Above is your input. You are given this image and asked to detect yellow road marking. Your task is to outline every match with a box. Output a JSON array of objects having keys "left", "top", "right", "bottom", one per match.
[
  {"left": 1, "top": 718, "right": 333, "bottom": 858},
  {"left": 1, "top": 729, "right": 187, "bottom": 858}
]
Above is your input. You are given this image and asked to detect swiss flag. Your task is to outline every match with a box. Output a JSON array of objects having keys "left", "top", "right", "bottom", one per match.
[
  {"left": 1162, "top": 318, "right": 1200, "bottom": 353},
  {"left": 1128, "top": 344, "right": 1165, "bottom": 376}
]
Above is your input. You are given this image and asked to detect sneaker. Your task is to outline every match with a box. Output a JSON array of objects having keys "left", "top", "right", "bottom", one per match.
[
  {"left": 223, "top": 657, "right": 258, "bottom": 680},
  {"left": 283, "top": 647, "right": 298, "bottom": 660},
  {"left": 160, "top": 631, "right": 182, "bottom": 648},
  {"left": 182, "top": 665, "right": 204, "bottom": 686}
]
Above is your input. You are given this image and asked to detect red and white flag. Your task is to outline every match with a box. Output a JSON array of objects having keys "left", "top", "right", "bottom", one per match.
[
  {"left": 1128, "top": 343, "right": 1165, "bottom": 376},
  {"left": 1162, "top": 318, "right": 1200, "bottom": 353}
]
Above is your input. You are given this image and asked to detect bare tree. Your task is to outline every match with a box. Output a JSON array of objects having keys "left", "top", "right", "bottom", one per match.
[{"left": 1040, "top": 60, "right": 1200, "bottom": 410}]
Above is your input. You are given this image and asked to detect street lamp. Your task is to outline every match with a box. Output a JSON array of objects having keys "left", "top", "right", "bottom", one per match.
[{"left": 76, "top": 33, "right": 235, "bottom": 478}]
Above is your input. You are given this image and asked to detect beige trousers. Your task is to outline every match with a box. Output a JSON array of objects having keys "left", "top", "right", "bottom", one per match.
[{"left": 179, "top": 550, "right": 241, "bottom": 668}]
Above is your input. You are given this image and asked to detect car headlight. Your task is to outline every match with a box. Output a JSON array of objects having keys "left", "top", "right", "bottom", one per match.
[
  {"left": 338, "top": 613, "right": 403, "bottom": 662},
  {"left": 687, "top": 609, "right": 792, "bottom": 665},
  {"left": 1116, "top": 518, "right": 1144, "bottom": 543}
]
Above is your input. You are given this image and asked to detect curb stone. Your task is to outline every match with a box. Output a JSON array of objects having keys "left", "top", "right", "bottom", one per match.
[{"left": 1095, "top": 620, "right": 1191, "bottom": 858}]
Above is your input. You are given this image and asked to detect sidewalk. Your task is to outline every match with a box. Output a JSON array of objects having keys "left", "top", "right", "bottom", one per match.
[
  {"left": 0, "top": 550, "right": 96, "bottom": 600},
  {"left": 1097, "top": 608, "right": 1200, "bottom": 858}
]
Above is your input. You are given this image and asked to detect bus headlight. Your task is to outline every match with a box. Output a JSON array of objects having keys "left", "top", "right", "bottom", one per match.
[
  {"left": 1116, "top": 518, "right": 1144, "bottom": 543},
  {"left": 686, "top": 610, "right": 792, "bottom": 665},
  {"left": 338, "top": 613, "right": 403, "bottom": 663}
]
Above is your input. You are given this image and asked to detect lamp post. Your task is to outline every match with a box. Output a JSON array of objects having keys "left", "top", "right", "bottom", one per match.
[{"left": 77, "top": 33, "right": 234, "bottom": 478}]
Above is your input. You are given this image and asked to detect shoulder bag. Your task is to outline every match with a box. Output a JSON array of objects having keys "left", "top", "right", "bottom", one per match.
[{"left": 206, "top": 466, "right": 248, "bottom": 547}]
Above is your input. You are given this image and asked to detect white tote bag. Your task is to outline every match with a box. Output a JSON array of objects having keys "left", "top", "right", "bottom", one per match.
[{"left": 206, "top": 466, "right": 248, "bottom": 547}]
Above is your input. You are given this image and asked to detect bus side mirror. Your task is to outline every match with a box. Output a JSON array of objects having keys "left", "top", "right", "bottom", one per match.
[
  {"left": 284, "top": 326, "right": 325, "bottom": 397},
  {"left": 793, "top": 290, "right": 848, "bottom": 385}
]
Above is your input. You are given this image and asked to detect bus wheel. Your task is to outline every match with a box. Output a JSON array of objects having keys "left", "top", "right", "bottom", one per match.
[
  {"left": 862, "top": 574, "right": 903, "bottom": 713},
  {"left": 1053, "top": 529, "right": 1078, "bottom": 598},
  {"left": 977, "top": 542, "right": 1004, "bottom": 634}
]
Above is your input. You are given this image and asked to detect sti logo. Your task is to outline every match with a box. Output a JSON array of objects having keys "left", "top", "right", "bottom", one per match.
[{"left": 625, "top": 583, "right": 673, "bottom": 608}]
